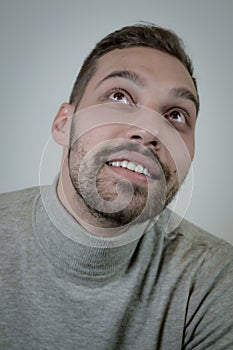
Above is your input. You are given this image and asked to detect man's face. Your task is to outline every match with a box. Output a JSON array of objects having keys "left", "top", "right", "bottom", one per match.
[{"left": 67, "top": 47, "right": 198, "bottom": 228}]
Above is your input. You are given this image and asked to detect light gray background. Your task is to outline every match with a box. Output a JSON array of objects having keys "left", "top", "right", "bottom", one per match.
[{"left": 0, "top": 0, "right": 232, "bottom": 244}]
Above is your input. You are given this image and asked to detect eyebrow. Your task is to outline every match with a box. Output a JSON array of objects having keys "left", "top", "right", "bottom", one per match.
[
  {"left": 95, "top": 69, "right": 147, "bottom": 89},
  {"left": 170, "top": 87, "right": 199, "bottom": 113}
]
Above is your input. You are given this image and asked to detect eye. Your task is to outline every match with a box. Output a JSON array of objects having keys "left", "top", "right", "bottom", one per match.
[
  {"left": 164, "top": 109, "right": 187, "bottom": 124},
  {"left": 107, "top": 88, "right": 135, "bottom": 105}
]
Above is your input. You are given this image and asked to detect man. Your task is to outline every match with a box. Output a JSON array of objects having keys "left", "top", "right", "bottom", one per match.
[{"left": 0, "top": 24, "right": 232, "bottom": 349}]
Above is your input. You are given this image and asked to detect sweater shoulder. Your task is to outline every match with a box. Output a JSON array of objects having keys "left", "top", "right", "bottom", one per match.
[
  {"left": 178, "top": 216, "right": 232, "bottom": 247},
  {"left": 169, "top": 215, "right": 233, "bottom": 263},
  {"left": 0, "top": 187, "right": 41, "bottom": 231},
  {"left": 0, "top": 186, "right": 40, "bottom": 209}
]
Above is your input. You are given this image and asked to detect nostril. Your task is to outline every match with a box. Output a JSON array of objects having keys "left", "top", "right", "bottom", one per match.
[
  {"left": 131, "top": 135, "right": 143, "bottom": 140},
  {"left": 151, "top": 140, "right": 158, "bottom": 147}
]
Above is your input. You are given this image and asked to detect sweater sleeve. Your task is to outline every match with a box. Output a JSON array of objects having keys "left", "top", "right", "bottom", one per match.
[{"left": 183, "top": 239, "right": 233, "bottom": 349}]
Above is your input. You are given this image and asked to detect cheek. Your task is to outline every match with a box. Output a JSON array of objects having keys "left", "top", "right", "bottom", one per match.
[
  {"left": 176, "top": 137, "right": 195, "bottom": 181},
  {"left": 162, "top": 133, "right": 194, "bottom": 183},
  {"left": 72, "top": 125, "right": 119, "bottom": 152},
  {"left": 183, "top": 133, "right": 195, "bottom": 161}
]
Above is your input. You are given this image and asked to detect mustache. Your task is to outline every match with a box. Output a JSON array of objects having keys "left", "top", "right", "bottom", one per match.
[
  {"left": 97, "top": 142, "right": 159, "bottom": 161},
  {"left": 96, "top": 141, "right": 158, "bottom": 163}
]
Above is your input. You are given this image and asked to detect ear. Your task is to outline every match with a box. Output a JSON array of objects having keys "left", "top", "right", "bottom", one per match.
[{"left": 52, "top": 103, "right": 75, "bottom": 147}]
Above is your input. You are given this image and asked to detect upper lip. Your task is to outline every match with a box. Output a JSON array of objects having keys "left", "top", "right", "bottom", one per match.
[{"left": 106, "top": 150, "right": 161, "bottom": 179}]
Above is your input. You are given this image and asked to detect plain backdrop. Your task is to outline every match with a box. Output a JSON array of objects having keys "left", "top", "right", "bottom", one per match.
[{"left": 0, "top": 0, "right": 232, "bottom": 244}]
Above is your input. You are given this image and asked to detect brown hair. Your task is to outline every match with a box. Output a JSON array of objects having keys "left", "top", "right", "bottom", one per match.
[{"left": 69, "top": 23, "right": 199, "bottom": 111}]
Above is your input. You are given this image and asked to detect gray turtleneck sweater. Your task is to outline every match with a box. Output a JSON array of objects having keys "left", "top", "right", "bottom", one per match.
[{"left": 0, "top": 183, "right": 233, "bottom": 350}]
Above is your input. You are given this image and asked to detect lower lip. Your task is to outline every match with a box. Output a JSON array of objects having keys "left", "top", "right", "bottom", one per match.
[{"left": 105, "top": 164, "right": 155, "bottom": 185}]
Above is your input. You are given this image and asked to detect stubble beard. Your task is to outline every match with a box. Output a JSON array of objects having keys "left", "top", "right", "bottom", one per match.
[{"left": 68, "top": 141, "right": 179, "bottom": 228}]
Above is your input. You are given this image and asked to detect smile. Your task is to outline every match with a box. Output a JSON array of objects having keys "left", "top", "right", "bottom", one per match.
[{"left": 106, "top": 160, "right": 152, "bottom": 178}]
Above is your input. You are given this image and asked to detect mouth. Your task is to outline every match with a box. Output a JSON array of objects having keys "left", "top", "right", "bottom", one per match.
[
  {"left": 106, "top": 159, "right": 153, "bottom": 179},
  {"left": 97, "top": 145, "right": 162, "bottom": 184}
]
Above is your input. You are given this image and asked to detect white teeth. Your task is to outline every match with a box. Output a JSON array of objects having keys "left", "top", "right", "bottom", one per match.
[
  {"left": 134, "top": 164, "right": 144, "bottom": 173},
  {"left": 107, "top": 160, "right": 152, "bottom": 177},
  {"left": 111, "top": 161, "right": 119, "bottom": 166},
  {"left": 121, "top": 160, "right": 128, "bottom": 168},
  {"left": 143, "top": 168, "right": 149, "bottom": 176},
  {"left": 127, "top": 162, "right": 136, "bottom": 171}
]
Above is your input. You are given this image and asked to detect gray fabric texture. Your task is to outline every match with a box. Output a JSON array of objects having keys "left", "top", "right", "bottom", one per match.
[{"left": 0, "top": 184, "right": 233, "bottom": 350}]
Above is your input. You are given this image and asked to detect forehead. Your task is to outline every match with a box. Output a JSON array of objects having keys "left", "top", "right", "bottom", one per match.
[{"left": 90, "top": 47, "right": 197, "bottom": 96}]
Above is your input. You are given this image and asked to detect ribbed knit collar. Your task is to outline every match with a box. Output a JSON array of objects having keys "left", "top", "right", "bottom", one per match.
[{"left": 32, "top": 179, "right": 165, "bottom": 281}]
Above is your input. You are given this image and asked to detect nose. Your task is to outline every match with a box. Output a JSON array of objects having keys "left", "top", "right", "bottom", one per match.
[
  {"left": 124, "top": 125, "right": 160, "bottom": 150},
  {"left": 119, "top": 104, "right": 164, "bottom": 151}
]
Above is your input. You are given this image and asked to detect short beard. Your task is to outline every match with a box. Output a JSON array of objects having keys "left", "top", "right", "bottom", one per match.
[{"left": 68, "top": 141, "right": 179, "bottom": 228}]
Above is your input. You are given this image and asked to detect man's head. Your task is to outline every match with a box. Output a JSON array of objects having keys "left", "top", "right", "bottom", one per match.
[{"left": 53, "top": 23, "right": 199, "bottom": 234}]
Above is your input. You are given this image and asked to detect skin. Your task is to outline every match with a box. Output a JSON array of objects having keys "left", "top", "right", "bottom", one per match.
[{"left": 52, "top": 47, "right": 198, "bottom": 236}]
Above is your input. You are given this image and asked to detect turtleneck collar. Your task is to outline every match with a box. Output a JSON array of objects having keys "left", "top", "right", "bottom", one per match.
[{"left": 32, "top": 179, "right": 164, "bottom": 282}]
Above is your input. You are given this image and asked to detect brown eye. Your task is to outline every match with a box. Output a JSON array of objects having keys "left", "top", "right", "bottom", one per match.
[
  {"left": 110, "top": 91, "right": 129, "bottom": 103},
  {"left": 164, "top": 110, "right": 186, "bottom": 123},
  {"left": 107, "top": 87, "right": 136, "bottom": 106}
]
